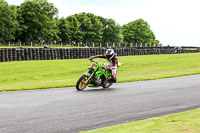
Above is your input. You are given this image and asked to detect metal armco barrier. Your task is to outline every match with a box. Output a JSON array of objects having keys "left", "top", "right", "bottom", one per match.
[{"left": 0, "top": 47, "right": 200, "bottom": 62}]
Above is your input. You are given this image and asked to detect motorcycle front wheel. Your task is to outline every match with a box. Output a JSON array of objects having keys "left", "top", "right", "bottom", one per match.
[{"left": 76, "top": 75, "right": 89, "bottom": 91}]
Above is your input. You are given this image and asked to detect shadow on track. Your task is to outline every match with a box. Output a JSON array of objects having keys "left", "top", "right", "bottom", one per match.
[{"left": 81, "top": 87, "right": 116, "bottom": 92}]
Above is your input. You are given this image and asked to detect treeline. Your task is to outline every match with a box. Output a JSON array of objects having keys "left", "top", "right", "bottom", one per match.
[{"left": 0, "top": 0, "right": 160, "bottom": 47}]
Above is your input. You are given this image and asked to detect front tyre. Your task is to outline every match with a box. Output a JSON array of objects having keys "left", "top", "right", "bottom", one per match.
[{"left": 76, "top": 75, "right": 89, "bottom": 91}]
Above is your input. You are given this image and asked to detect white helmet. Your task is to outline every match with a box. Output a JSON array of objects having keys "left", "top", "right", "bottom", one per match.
[{"left": 106, "top": 49, "right": 115, "bottom": 61}]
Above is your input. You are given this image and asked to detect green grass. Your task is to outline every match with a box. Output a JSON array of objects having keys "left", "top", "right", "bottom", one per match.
[
  {"left": 1, "top": 53, "right": 200, "bottom": 91},
  {"left": 80, "top": 108, "right": 200, "bottom": 133}
]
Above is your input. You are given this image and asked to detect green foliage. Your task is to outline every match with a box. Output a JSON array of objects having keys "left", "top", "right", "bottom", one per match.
[
  {"left": 60, "top": 13, "right": 122, "bottom": 46},
  {"left": 17, "top": 0, "right": 58, "bottom": 43},
  {"left": 122, "top": 19, "right": 159, "bottom": 46},
  {"left": 57, "top": 17, "right": 71, "bottom": 43},
  {"left": 0, "top": 1, "right": 159, "bottom": 45},
  {"left": 74, "top": 13, "right": 104, "bottom": 43},
  {"left": 66, "top": 15, "right": 81, "bottom": 43},
  {"left": 0, "top": 0, "right": 18, "bottom": 41},
  {"left": 98, "top": 16, "right": 122, "bottom": 44}
]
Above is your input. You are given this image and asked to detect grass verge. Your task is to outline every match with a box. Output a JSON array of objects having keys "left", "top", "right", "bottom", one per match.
[
  {"left": 1, "top": 53, "right": 200, "bottom": 91},
  {"left": 80, "top": 108, "right": 200, "bottom": 133}
]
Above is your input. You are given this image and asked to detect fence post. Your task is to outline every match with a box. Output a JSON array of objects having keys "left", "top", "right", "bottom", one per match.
[
  {"left": 107, "top": 42, "right": 109, "bottom": 48},
  {"left": 93, "top": 42, "right": 94, "bottom": 48},
  {"left": 78, "top": 42, "right": 80, "bottom": 47},
  {"left": 31, "top": 41, "right": 33, "bottom": 47},
  {"left": 9, "top": 41, "right": 10, "bottom": 47},
  {"left": 100, "top": 42, "right": 102, "bottom": 48}
]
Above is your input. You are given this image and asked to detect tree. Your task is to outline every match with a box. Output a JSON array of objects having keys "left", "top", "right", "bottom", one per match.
[
  {"left": 66, "top": 15, "right": 81, "bottom": 43},
  {"left": 122, "top": 19, "right": 159, "bottom": 46},
  {"left": 75, "top": 13, "right": 104, "bottom": 43},
  {"left": 99, "top": 17, "right": 122, "bottom": 44},
  {"left": 18, "top": 0, "right": 58, "bottom": 43},
  {"left": 57, "top": 18, "right": 71, "bottom": 44},
  {"left": 0, "top": 0, "right": 18, "bottom": 42},
  {"left": 57, "top": 15, "right": 82, "bottom": 44}
]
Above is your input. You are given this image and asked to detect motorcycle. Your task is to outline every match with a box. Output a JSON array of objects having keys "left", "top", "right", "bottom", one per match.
[{"left": 76, "top": 59, "right": 122, "bottom": 91}]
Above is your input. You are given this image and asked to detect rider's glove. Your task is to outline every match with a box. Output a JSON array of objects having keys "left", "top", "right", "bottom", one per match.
[{"left": 89, "top": 56, "right": 93, "bottom": 60}]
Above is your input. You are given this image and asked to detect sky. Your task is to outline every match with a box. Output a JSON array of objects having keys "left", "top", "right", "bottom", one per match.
[{"left": 6, "top": 0, "right": 200, "bottom": 46}]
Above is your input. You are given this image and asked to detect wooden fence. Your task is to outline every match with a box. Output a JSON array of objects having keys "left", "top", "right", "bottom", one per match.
[{"left": 0, "top": 47, "right": 200, "bottom": 62}]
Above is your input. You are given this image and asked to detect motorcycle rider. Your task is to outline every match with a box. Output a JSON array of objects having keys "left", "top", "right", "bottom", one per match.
[{"left": 89, "top": 49, "right": 118, "bottom": 83}]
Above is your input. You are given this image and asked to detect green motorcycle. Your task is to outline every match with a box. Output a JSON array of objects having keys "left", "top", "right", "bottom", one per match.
[{"left": 76, "top": 59, "right": 121, "bottom": 91}]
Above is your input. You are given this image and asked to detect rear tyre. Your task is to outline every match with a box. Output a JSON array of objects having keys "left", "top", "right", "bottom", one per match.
[
  {"left": 102, "top": 80, "right": 113, "bottom": 88},
  {"left": 76, "top": 75, "right": 89, "bottom": 91}
]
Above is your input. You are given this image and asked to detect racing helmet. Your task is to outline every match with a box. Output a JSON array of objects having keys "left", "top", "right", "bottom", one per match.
[{"left": 105, "top": 49, "right": 115, "bottom": 61}]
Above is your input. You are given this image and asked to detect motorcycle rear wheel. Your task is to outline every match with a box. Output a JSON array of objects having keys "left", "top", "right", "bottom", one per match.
[
  {"left": 102, "top": 80, "right": 113, "bottom": 88},
  {"left": 76, "top": 75, "right": 89, "bottom": 91}
]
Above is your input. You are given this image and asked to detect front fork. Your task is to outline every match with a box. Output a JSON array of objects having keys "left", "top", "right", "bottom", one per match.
[{"left": 84, "top": 69, "right": 95, "bottom": 84}]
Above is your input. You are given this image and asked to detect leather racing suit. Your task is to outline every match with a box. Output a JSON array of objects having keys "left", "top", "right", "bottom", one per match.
[{"left": 89, "top": 54, "right": 118, "bottom": 82}]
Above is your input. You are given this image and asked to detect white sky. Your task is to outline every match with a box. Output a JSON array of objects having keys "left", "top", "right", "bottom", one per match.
[{"left": 6, "top": 0, "right": 200, "bottom": 46}]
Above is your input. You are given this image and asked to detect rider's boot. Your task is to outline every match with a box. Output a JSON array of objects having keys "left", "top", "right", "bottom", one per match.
[
  {"left": 112, "top": 77, "right": 117, "bottom": 83},
  {"left": 112, "top": 73, "right": 117, "bottom": 83}
]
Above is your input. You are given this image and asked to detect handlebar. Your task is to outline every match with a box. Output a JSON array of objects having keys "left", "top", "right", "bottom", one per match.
[{"left": 89, "top": 58, "right": 111, "bottom": 70}]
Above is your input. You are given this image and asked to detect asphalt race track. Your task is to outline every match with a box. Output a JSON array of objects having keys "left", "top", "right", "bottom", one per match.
[{"left": 1, "top": 75, "right": 200, "bottom": 133}]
